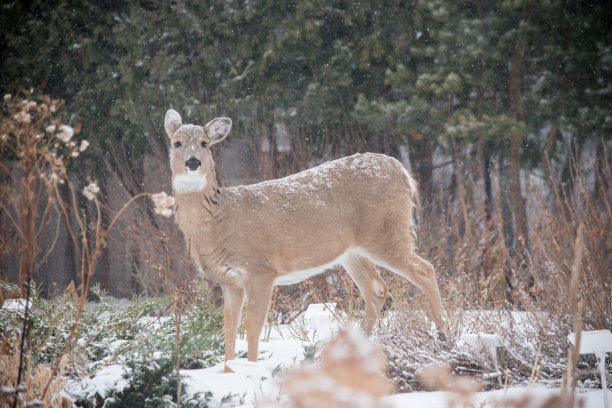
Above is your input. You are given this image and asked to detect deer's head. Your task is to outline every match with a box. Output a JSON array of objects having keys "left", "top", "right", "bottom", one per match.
[{"left": 164, "top": 109, "right": 232, "bottom": 193}]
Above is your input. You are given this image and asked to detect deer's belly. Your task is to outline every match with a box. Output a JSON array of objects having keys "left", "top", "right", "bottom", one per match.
[{"left": 273, "top": 251, "right": 352, "bottom": 286}]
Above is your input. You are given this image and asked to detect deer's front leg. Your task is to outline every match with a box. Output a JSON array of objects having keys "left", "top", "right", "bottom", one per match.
[
  {"left": 222, "top": 284, "right": 245, "bottom": 372},
  {"left": 245, "top": 279, "right": 274, "bottom": 362}
]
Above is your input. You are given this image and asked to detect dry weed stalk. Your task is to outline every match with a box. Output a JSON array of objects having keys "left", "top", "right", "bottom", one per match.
[
  {"left": 41, "top": 181, "right": 150, "bottom": 400},
  {"left": 528, "top": 151, "right": 611, "bottom": 328},
  {"left": 561, "top": 223, "right": 585, "bottom": 399},
  {"left": 1, "top": 91, "right": 89, "bottom": 408},
  {"left": 0, "top": 91, "right": 77, "bottom": 293},
  {"left": 1, "top": 90, "right": 167, "bottom": 403},
  {"left": 95, "top": 134, "right": 198, "bottom": 295},
  {"left": 172, "top": 287, "right": 188, "bottom": 408}
]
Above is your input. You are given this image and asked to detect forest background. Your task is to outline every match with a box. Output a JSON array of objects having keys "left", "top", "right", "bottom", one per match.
[{"left": 1, "top": 0, "right": 611, "bottom": 306}]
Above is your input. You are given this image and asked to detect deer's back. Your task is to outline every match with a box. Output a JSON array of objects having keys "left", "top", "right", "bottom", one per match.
[{"left": 220, "top": 153, "right": 415, "bottom": 247}]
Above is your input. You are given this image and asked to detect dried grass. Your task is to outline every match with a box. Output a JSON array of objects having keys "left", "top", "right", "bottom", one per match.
[
  {"left": 418, "top": 365, "right": 577, "bottom": 408},
  {"left": 377, "top": 150, "right": 610, "bottom": 393},
  {"left": 0, "top": 335, "right": 70, "bottom": 408}
]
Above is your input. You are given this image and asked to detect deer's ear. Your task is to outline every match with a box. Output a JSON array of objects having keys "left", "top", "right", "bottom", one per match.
[
  {"left": 205, "top": 117, "right": 232, "bottom": 145},
  {"left": 165, "top": 109, "right": 182, "bottom": 138}
]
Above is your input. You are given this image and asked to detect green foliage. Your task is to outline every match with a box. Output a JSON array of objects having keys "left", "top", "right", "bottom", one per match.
[
  {"left": 100, "top": 356, "right": 215, "bottom": 408},
  {"left": 0, "top": 0, "right": 610, "bottom": 191},
  {"left": 39, "top": 285, "right": 166, "bottom": 368},
  {"left": 443, "top": 110, "right": 526, "bottom": 143},
  {"left": 102, "top": 357, "right": 182, "bottom": 408}
]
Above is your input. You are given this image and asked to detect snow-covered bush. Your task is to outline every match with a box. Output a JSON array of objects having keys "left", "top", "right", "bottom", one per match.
[
  {"left": 68, "top": 286, "right": 223, "bottom": 407},
  {"left": 1, "top": 283, "right": 224, "bottom": 407},
  {"left": 0, "top": 283, "right": 166, "bottom": 373},
  {"left": 376, "top": 289, "right": 604, "bottom": 393}
]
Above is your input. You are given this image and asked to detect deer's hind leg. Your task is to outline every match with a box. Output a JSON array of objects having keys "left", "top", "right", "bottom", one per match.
[
  {"left": 378, "top": 248, "right": 446, "bottom": 334},
  {"left": 343, "top": 253, "right": 389, "bottom": 334}
]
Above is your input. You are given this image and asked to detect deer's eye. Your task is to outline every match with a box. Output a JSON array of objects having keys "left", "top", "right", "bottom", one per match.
[
  {"left": 174, "top": 141, "right": 182, "bottom": 148},
  {"left": 201, "top": 141, "right": 208, "bottom": 148}
]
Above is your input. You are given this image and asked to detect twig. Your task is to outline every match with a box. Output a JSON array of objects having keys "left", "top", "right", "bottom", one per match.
[
  {"left": 12, "top": 278, "right": 32, "bottom": 408},
  {"left": 563, "top": 223, "right": 585, "bottom": 398},
  {"left": 174, "top": 290, "right": 183, "bottom": 408},
  {"left": 529, "top": 344, "right": 541, "bottom": 386}
]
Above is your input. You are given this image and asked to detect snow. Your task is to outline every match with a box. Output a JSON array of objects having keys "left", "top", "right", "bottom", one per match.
[
  {"left": 226, "top": 152, "right": 402, "bottom": 201},
  {"left": 461, "top": 332, "right": 501, "bottom": 362},
  {"left": 1, "top": 298, "right": 30, "bottom": 313},
  {"left": 61, "top": 304, "right": 610, "bottom": 407},
  {"left": 225, "top": 360, "right": 273, "bottom": 379},
  {"left": 178, "top": 304, "right": 344, "bottom": 404},
  {"left": 65, "top": 364, "right": 129, "bottom": 401},
  {"left": 568, "top": 330, "right": 612, "bottom": 356},
  {"left": 182, "top": 367, "right": 256, "bottom": 402},
  {"left": 568, "top": 330, "right": 612, "bottom": 408}
]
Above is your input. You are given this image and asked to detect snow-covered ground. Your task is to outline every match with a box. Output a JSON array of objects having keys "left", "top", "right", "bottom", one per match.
[
  {"left": 65, "top": 303, "right": 610, "bottom": 408},
  {"left": 386, "top": 387, "right": 609, "bottom": 408}
]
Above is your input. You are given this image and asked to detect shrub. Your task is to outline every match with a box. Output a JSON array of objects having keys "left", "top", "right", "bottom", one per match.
[{"left": 1, "top": 283, "right": 224, "bottom": 407}]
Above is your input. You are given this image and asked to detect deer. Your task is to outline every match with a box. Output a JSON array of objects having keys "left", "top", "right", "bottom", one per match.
[{"left": 163, "top": 109, "right": 447, "bottom": 372}]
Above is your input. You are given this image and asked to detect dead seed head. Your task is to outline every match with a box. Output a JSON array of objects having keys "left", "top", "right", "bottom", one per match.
[
  {"left": 79, "top": 140, "right": 90, "bottom": 152},
  {"left": 280, "top": 328, "right": 393, "bottom": 408},
  {"left": 83, "top": 181, "right": 100, "bottom": 200},
  {"left": 13, "top": 110, "right": 32, "bottom": 124},
  {"left": 418, "top": 364, "right": 481, "bottom": 395},
  {"left": 152, "top": 191, "right": 176, "bottom": 217},
  {"left": 56, "top": 125, "right": 74, "bottom": 143}
]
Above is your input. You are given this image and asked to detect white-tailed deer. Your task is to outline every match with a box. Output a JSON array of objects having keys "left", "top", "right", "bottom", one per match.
[{"left": 163, "top": 109, "right": 446, "bottom": 371}]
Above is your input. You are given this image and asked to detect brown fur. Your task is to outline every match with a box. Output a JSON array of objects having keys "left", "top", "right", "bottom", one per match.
[{"left": 163, "top": 109, "right": 446, "bottom": 371}]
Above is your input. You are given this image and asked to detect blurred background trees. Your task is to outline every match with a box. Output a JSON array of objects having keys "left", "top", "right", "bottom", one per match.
[{"left": 1, "top": 0, "right": 610, "bottom": 300}]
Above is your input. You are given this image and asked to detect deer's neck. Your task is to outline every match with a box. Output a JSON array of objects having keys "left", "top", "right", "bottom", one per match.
[{"left": 174, "top": 176, "right": 223, "bottom": 245}]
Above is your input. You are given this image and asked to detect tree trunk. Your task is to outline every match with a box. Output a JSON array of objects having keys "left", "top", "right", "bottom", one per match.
[
  {"left": 408, "top": 130, "right": 434, "bottom": 205},
  {"left": 594, "top": 139, "right": 609, "bottom": 206},
  {"left": 58, "top": 181, "right": 78, "bottom": 288},
  {"left": 543, "top": 124, "right": 561, "bottom": 211},
  {"left": 450, "top": 136, "right": 469, "bottom": 239},
  {"left": 99, "top": 178, "right": 111, "bottom": 291},
  {"left": 479, "top": 139, "right": 494, "bottom": 220},
  {"left": 508, "top": 32, "right": 529, "bottom": 258}
]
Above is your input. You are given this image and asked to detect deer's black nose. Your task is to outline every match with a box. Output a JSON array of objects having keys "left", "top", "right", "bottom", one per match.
[{"left": 185, "top": 157, "right": 201, "bottom": 171}]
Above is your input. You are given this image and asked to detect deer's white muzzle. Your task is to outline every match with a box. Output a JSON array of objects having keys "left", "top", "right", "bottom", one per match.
[{"left": 173, "top": 169, "right": 207, "bottom": 193}]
